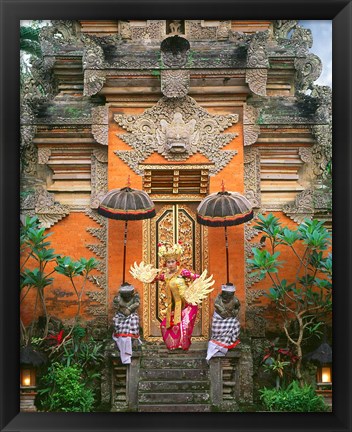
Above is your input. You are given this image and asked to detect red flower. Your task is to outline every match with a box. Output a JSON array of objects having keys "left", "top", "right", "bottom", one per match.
[
  {"left": 178, "top": 240, "right": 183, "bottom": 245},
  {"left": 46, "top": 330, "right": 67, "bottom": 346}
]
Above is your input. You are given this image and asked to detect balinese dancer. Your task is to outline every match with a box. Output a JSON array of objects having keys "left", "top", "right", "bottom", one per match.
[
  {"left": 206, "top": 283, "right": 241, "bottom": 361},
  {"left": 112, "top": 283, "right": 141, "bottom": 364},
  {"left": 130, "top": 242, "right": 214, "bottom": 350}
]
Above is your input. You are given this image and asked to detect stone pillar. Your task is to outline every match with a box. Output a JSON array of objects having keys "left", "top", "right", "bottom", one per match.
[
  {"left": 209, "top": 356, "right": 223, "bottom": 407},
  {"left": 126, "top": 352, "right": 140, "bottom": 411},
  {"left": 238, "top": 343, "right": 253, "bottom": 405}
]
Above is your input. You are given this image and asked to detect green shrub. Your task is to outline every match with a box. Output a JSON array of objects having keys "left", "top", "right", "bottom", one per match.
[
  {"left": 37, "top": 362, "right": 94, "bottom": 412},
  {"left": 259, "top": 381, "right": 328, "bottom": 412}
]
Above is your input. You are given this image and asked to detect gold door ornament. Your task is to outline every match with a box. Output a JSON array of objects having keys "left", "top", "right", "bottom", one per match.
[{"left": 142, "top": 203, "right": 209, "bottom": 341}]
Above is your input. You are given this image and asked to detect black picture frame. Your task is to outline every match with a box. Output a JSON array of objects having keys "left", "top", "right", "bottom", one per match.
[{"left": 1, "top": 1, "right": 351, "bottom": 431}]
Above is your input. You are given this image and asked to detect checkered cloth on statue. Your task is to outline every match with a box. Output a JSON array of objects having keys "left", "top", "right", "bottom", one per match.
[
  {"left": 206, "top": 283, "right": 241, "bottom": 361},
  {"left": 112, "top": 283, "right": 141, "bottom": 364}
]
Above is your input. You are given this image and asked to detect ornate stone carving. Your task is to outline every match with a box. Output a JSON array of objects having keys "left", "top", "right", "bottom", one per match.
[
  {"left": 119, "top": 21, "right": 132, "bottom": 39},
  {"left": 185, "top": 21, "right": 217, "bottom": 40},
  {"left": 273, "top": 20, "right": 299, "bottom": 40},
  {"left": 295, "top": 54, "right": 322, "bottom": 93},
  {"left": 39, "top": 21, "right": 82, "bottom": 56},
  {"left": 299, "top": 147, "right": 313, "bottom": 164},
  {"left": 130, "top": 20, "right": 165, "bottom": 41},
  {"left": 311, "top": 124, "right": 332, "bottom": 177},
  {"left": 20, "top": 125, "right": 37, "bottom": 176},
  {"left": 114, "top": 96, "right": 238, "bottom": 174},
  {"left": 92, "top": 125, "right": 108, "bottom": 146},
  {"left": 243, "top": 104, "right": 260, "bottom": 146},
  {"left": 246, "top": 69, "right": 267, "bottom": 96},
  {"left": 86, "top": 290, "right": 106, "bottom": 304},
  {"left": 85, "top": 208, "right": 108, "bottom": 227},
  {"left": 283, "top": 189, "right": 314, "bottom": 223},
  {"left": 245, "top": 308, "right": 266, "bottom": 337},
  {"left": 273, "top": 21, "right": 313, "bottom": 56},
  {"left": 84, "top": 70, "right": 107, "bottom": 97},
  {"left": 160, "top": 35, "right": 190, "bottom": 68},
  {"left": 91, "top": 106, "right": 109, "bottom": 146},
  {"left": 92, "top": 105, "right": 108, "bottom": 124},
  {"left": 216, "top": 21, "right": 231, "bottom": 39},
  {"left": 90, "top": 148, "right": 108, "bottom": 209},
  {"left": 311, "top": 85, "right": 332, "bottom": 122},
  {"left": 83, "top": 218, "right": 107, "bottom": 320},
  {"left": 161, "top": 70, "right": 190, "bottom": 98},
  {"left": 38, "top": 148, "right": 51, "bottom": 165},
  {"left": 82, "top": 35, "right": 105, "bottom": 70},
  {"left": 87, "top": 305, "right": 107, "bottom": 316},
  {"left": 247, "top": 31, "right": 269, "bottom": 68},
  {"left": 291, "top": 26, "right": 313, "bottom": 52},
  {"left": 50, "top": 20, "right": 80, "bottom": 42},
  {"left": 246, "top": 289, "right": 266, "bottom": 307},
  {"left": 20, "top": 186, "right": 70, "bottom": 228},
  {"left": 244, "top": 147, "right": 261, "bottom": 208}
]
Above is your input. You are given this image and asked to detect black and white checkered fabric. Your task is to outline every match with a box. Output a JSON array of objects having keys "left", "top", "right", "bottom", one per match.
[
  {"left": 210, "top": 312, "right": 240, "bottom": 345},
  {"left": 113, "top": 312, "right": 139, "bottom": 336}
]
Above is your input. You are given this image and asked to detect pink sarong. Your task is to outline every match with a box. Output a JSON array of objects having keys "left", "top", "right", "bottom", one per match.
[{"left": 160, "top": 304, "right": 198, "bottom": 351}]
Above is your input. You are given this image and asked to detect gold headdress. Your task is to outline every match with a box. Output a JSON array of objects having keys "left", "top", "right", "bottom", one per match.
[{"left": 158, "top": 241, "right": 184, "bottom": 261}]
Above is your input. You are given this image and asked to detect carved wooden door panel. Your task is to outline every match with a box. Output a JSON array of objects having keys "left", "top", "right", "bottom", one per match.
[{"left": 142, "top": 202, "right": 210, "bottom": 341}]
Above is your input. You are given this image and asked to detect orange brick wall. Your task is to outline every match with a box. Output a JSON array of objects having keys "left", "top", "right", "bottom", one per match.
[{"left": 21, "top": 213, "right": 103, "bottom": 326}]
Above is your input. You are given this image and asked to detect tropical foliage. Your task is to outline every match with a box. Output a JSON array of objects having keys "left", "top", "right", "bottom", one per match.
[
  {"left": 247, "top": 213, "right": 332, "bottom": 386},
  {"left": 260, "top": 381, "right": 328, "bottom": 412}
]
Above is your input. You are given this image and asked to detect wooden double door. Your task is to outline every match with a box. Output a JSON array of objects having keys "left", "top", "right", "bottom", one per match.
[{"left": 142, "top": 202, "right": 210, "bottom": 341}]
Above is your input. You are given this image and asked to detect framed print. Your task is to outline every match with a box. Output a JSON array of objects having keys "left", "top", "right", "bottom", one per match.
[{"left": 1, "top": 1, "right": 351, "bottom": 431}]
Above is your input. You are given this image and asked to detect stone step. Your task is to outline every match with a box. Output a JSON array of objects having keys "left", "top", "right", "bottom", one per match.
[
  {"left": 139, "top": 380, "right": 210, "bottom": 393},
  {"left": 141, "top": 357, "right": 208, "bottom": 369},
  {"left": 139, "top": 392, "right": 210, "bottom": 404},
  {"left": 140, "top": 368, "right": 208, "bottom": 381},
  {"left": 141, "top": 343, "right": 208, "bottom": 357},
  {"left": 138, "top": 404, "right": 211, "bottom": 412}
]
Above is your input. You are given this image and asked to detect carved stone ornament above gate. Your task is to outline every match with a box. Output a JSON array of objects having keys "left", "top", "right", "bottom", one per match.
[
  {"left": 20, "top": 186, "right": 70, "bottom": 228},
  {"left": 161, "top": 70, "right": 190, "bottom": 97},
  {"left": 114, "top": 96, "right": 238, "bottom": 174}
]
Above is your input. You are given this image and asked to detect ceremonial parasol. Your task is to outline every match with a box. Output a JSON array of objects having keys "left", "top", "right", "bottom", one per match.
[
  {"left": 98, "top": 179, "right": 155, "bottom": 284},
  {"left": 197, "top": 182, "right": 253, "bottom": 284}
]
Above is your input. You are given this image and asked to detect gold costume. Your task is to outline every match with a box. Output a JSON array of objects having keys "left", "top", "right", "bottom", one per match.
[{"left": 164, "top": 270, "right": 188, "bottom": 328}]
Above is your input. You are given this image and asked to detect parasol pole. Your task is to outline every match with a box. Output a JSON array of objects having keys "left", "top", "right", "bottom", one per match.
[
  {"left": 122, "top": 220, "right": 128, "bottom": 284},
  {"left": 224, "top": 226, "right": 230, "bottom": 284},
  {"left": 122, "top": 175, "right": 131, "bottom": 284}
]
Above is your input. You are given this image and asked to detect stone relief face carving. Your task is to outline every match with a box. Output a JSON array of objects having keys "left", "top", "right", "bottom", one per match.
[
  {"left": 114, "top": 96, "right": 238, "bottom": 172},
  {"left": 160, "top": 35, "right": 190, "bottom": 68},
  {"left": 158, "top": 113, "right": 197, "bottom": 156}
]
